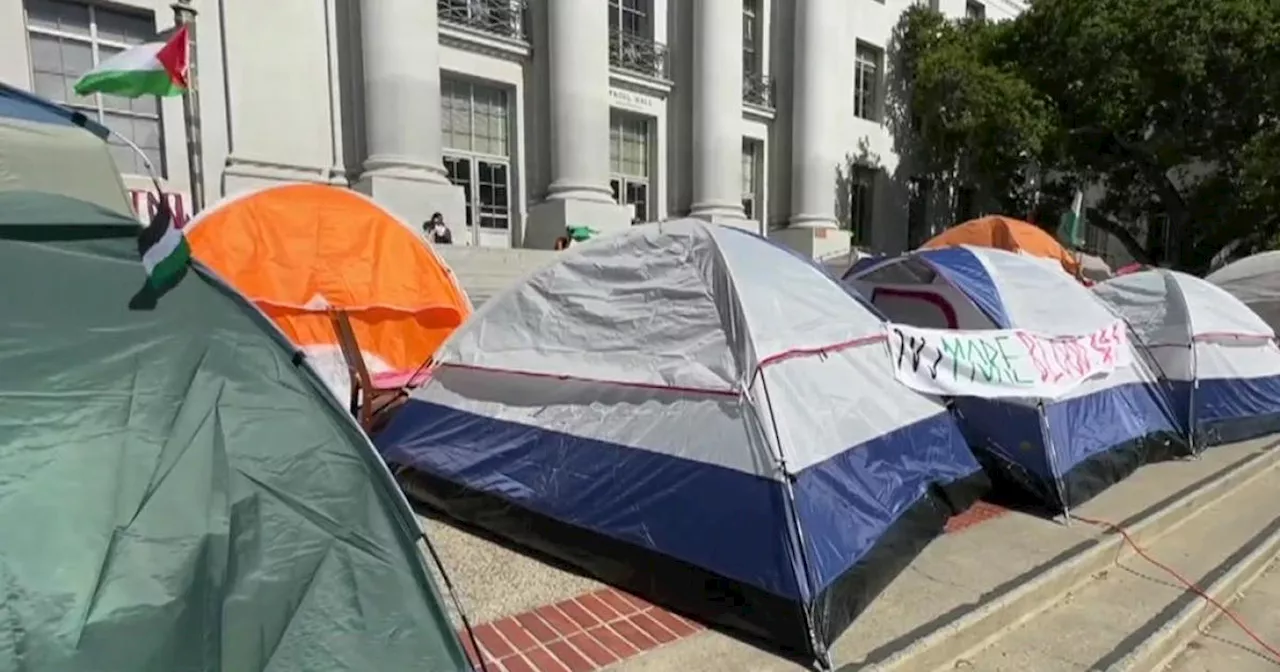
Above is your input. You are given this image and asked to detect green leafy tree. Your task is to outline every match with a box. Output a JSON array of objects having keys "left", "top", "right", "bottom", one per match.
[
  {"left": 891, "top": 9, "right": 1056, "bottom": 218},
  {"left": 892, "top": 0, "right": 1280, "bottom": 271}
]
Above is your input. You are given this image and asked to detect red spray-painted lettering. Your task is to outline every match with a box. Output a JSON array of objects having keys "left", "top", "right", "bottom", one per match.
[{"left": 1016, "top": 331, "right": 1055, "bottom": 382}]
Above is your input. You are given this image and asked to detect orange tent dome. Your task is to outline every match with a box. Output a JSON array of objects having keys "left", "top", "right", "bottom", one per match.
[
  {"left": 922, "top": 215, "right": 1081, "bottom": 277},
  {"left": 185, "top": 183, "right": 471, "bottom": 398}
]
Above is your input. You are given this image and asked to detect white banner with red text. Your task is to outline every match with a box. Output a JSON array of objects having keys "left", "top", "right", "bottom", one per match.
[
  {"left": 129, "top": 187, "right": 192, "bottom": 229},
  {"left": 884, "top": 321, "right": 1132, "bottom": 400}
]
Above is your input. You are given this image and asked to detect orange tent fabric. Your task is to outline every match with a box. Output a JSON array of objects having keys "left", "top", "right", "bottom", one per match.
[
  {"left": 186, "top": 183, "right": 471, "bottom": 386},
  {"left": 922, "top": 215, "right": 1081, "bottom": 276}
]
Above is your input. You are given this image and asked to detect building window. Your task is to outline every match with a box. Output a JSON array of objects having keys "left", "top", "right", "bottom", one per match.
[
  {"left": 1145, "top": 213, "right": 1171, "bottom": 261},
  {"left": 742, "top": 0, "right": 759, "bottom": 75},
  {"left": 965, "top": 1, "right": 986, "bottom": 21},
  {"left": 436, "top": 0, "right": 528, "bottom": 41},
  {"left": 441, "top": 77, "right": 511, "bottom": 231},
  {"left": 1082, "top": 220, "right": 1106, "bottom": 255},
  {"left": 742, "top": 139, "right": 761, "bottom": 222},
  {"left": 741, "top": 0, "right": 773, "bottom": 106},
  {"left": 24, "top": 0, "right": 165, "bottom": 177},
  {"left": 610, "top": 111, "right": 650, "bottom": 223},
  {"left": 907, "top": 177, "right": 932, "bottom": 248},
  {"left": 609, "top": 0, "right": 649, "bottom": 36},
  {"left": 609, "top": 0, "right": 667, "bottom": 78},
  {"left": 849, "top": 167, "right": 875, "bottom": 246},
  {"left": 854, "top": 43, "right": 882, "bottom": 122}
]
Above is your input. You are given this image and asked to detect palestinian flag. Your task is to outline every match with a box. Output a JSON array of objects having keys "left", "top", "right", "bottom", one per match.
[
  {"left": 138, "top": 203, "right": 191, "bottom": 291},
  {"left": 74, "top": 25, "right": 190, "bottom": 98},
  {"left": 1059, "top": 190, "right": 1085, "bottom": 247}
]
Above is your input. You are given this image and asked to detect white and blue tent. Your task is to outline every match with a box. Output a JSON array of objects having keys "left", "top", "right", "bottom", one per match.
[
  {"left": 845, "top": 246, "right": 1184, "bottom": 515},
  {"left": 1094, "top": 269, "right": 1280, "bottom": 450},
  {"left": 375, "top": 219, "right": 987, "bottom": 661},
  {"left": 1206, "top": 250, "right": 1280, "bottom": 333}
]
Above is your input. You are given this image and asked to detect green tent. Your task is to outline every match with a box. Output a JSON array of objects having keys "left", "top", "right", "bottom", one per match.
[
  {"left": 0, "top": 82, "right": 132, "bottom": 215},
  {"left": 0, "top": 190, "right": 472, "bottom": 671}
]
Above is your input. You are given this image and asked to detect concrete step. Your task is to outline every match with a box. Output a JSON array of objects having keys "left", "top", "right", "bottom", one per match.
[
  {"left": 1161, "top": 557, "right": 1280, "bottom": 671},
  {"left": 435, "top": 245, "right": 558, "bottom": 271},
  {"left": 435, "top": 246, "right": 558, "bottom": 308},
  {"left": 858, "top": 439, "right": 1280, "bottom": 672},
  {"left": 955, "top": 457, "right": 1280, "bottom": 671}
]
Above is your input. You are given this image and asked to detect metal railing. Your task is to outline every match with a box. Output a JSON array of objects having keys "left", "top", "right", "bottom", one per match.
[
  {"left": 743, "top": 72, "right": 774, "bottom": 108},
  {"left": 609, "top": 29, "right": 669, "bottom": 79},
  {"left": 437, "top": 0, "right": 527, "bottom": 41}
]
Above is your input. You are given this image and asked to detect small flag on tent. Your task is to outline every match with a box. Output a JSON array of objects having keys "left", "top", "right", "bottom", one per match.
[
  {"left": 1060, "top": 190, "right": 1085, "bottom": 247},
  {"left": 138, "top": 203, "right": 191, "bottom": 291},
  {"left": 74, "top": 25, "right": 190, "bottom": 98}
]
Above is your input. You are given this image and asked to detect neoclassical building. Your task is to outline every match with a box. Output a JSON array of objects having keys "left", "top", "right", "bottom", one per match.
[{"left": 1, "top": 0, "right": 1026, "bottom": 257}]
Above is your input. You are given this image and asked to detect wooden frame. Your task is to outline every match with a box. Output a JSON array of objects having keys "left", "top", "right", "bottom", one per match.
[{"left": 327, "top": 309, "right": 406, "bottom": 432}]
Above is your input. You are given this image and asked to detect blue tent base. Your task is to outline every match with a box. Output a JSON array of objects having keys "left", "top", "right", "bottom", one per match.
[
  {"left": 394, "top": 466, "right": 988, "bottom": 662},
  {"left": 971, "top": 430, "right": 1185, "bottom": 516},
  {"left": 1198, "top": 412, "right": 1280, "bottom": 450}
]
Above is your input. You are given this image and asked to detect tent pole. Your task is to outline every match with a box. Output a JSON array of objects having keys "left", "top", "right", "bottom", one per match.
[
  {"left": 171, "top": 0, "right": 205, "bottom": 213},
  {"left": 1155, "top": 268, "right": 1200, "bottom": 457},
  {"left": 1188, "top": 342, "right": 1201, "bottom": 458},
  {"left": 754, "top": 373, "right": 832, "bottom": 670},
  {"left": 1170, "top": 271, "right": 1203, "bottom": 457},
  {"left": 1037, "top": 400, "right": 1071, "bottom": 525}
]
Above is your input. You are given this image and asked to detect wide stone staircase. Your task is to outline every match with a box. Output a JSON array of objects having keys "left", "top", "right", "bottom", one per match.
[{"left": 435, "top": 245, "right": 559, "bottom": 308}]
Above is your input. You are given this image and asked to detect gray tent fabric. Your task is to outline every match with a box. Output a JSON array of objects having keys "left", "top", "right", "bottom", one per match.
[
  {"left": 1206, "top": 250, "right": 1280, "bottom": 333},
  {"left": 1076, "top": 252, "right": 1112, "bottom": 282},
  {"left": 0, "top": 191, "right": 470, "bottom": 672},
  {"left": 0, "top": 114, "right": 131, "bottom": 216}
]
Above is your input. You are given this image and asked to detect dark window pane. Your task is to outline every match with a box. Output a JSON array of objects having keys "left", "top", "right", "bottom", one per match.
[
  {"left": 626, "top": 182, "right": 648, "bottom": 221},
  {"left": 449, "top": 157, "right": 471, "bottom": 183},
  {"left": 25, "top": 0, "right": 91, "bottom": 36},
  {"left": 96, "top": 9, "right": 153, "bottom": 44}
]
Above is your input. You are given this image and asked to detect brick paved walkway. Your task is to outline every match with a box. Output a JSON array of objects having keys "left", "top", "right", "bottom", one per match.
[{"left": 460, "top": 502, "right": 1009, "bottom": 671}]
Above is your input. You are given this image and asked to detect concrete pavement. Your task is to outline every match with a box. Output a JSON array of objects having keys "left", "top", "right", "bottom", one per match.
[
  {"left": 412, "top": 435, "right": 1280, "bottom": 671},
  {"left": 953, "top": 445, "right": 1280, "bottom": 671},
  {"left": 1164, "top": 558, "right": 1280, "bottom": 671}
]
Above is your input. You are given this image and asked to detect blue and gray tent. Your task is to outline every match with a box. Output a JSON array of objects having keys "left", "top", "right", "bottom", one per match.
[
  {"left": 375, "top": 218, "right": 987, "bottom": 661},
  {"left": 846, "top": 246, "right": 1185, "bottom": 515},
  {"left": 1095, "top": 269, "right": 1280, "bottom": 450}
]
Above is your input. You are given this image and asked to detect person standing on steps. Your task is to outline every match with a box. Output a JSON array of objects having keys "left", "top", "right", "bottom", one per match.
[{"left": 424, "top": 212, "right": 453, "bottom": 245}]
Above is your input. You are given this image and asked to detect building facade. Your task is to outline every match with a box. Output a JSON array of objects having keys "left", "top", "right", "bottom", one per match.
[{"left": 1, "top": 0, "right": 1026, "bottom": 257}]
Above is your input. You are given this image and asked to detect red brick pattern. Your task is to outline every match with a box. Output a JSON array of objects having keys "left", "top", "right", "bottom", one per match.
[
  {"left": 461, "top": 503, "right": 1008, "bottom": 671},
  {"left": 945, "top": 501, "right": 1008, "bottom": 533},
  {"left": 459, "top": 588, "right": 704, "bottom": 672}
]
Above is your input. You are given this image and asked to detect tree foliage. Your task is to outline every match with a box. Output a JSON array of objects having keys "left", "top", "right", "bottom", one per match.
[{"left": 892, "top": 0, "right": 1280, "bottom": 271}]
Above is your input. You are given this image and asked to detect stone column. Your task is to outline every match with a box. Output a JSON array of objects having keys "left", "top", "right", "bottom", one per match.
[
  {"left": 354, "top": 0, "right": 464, "bottom": 231},
  {"left": 688, "top": 0, "right": 745, "bottom": 224},
  {"left": 779, "top": 0, "right": 851, "bottom": 257},
  {"left": 544, "top": 0, "right": 613, "bottom": 202},
  {"left": 525, "top": 0, "right": 630, "bottom": 247}
]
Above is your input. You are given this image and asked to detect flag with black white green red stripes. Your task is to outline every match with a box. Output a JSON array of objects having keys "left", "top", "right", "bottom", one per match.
[{"left": 137, "top": 203, "right": 190, "bottom": 291}]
